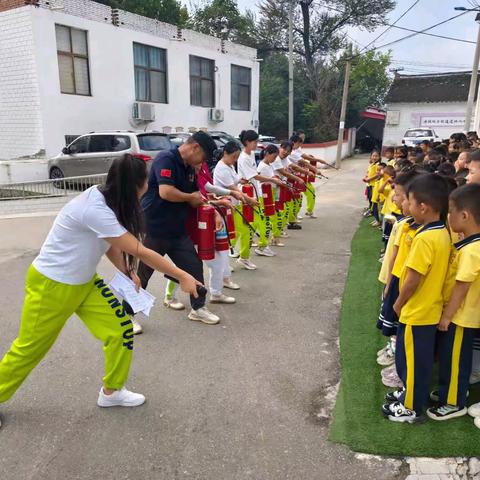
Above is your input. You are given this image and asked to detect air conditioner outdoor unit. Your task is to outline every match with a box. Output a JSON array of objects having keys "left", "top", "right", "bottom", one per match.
[
  {"left": 133, "top": 102, "right": 156, "bottom": 122},
  {"left": 209, "top": 108, "right": 224, "bottom": 123}
]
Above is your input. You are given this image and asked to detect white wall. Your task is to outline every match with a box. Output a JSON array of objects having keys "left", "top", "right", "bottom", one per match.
[
  {"left": 0, "top": 7, "right": 44, "bottom": 161},
  {"left": 383, "top": 102, "right": 468, "bottom": 146},
  {"left": 29, "top": 5, "right": 259, "bottom": 159}
]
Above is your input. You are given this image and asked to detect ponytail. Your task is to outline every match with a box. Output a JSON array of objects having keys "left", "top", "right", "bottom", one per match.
[{"left": 99, "top": 154, "right": 147, "bottom": 275}]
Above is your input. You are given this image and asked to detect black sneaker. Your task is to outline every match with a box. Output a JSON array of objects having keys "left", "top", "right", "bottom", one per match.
[
  {"left": 427, "top": 404, "right": 467, "bottom": 421},
  {"left": 382, "top": 401, "right": 426, "bottom": 424},
  {"left": 287, "top": 223, "right": 302, "bottom": 230},
  {"left": 385, "top": 387, "right": 405, "bottom": 403}
]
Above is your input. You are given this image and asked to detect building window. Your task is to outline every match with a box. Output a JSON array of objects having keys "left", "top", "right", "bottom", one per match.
[
  {"left": 231, "top": 65, "right": 251, "bottom": 111},
  {"left": 190, "top": 55, "right": 215, "bottom": 107},
  {"left": 55, "top": 25, "right": 91, "bottom": 96},
  {"left": 133, "top": 43, "right": 168, "bottom": 104}
]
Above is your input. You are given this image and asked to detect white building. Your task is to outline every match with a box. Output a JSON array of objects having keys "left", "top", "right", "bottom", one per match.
[
  {"left": 383, "top": 72, "right": 478, "bottom": 146},
  {"left": 0, "top": 0, "right": 260, "bottom": 162}
]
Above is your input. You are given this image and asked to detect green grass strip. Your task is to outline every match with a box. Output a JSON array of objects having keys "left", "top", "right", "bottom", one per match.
[{"left": 329, "top": 218, "right": 480, "bottom": 457}]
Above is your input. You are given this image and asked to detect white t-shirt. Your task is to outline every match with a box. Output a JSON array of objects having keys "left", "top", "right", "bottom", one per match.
[
  {"left": 288, "top": 147, "right": 302, "bottom": 165},
  {"left": 213, "top": 161, "right": 240, "bottom": 205},
  {"left": 257, "top": 160, "right": 275, "bottom": 181},
  {"left": 33, "top": 186, "right": 127, "bottom": 285},
  {"left": 272, "top": 155, "right": 290, "bottom": 180},
  {"left": 237, "top": 150, "right": 260, "bottom": 197}
]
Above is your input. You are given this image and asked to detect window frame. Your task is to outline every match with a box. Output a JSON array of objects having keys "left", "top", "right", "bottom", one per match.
[
  {"left": 133, "top": 42, "right": 168, "bottom": 104},
  {"left": 55, "top": 24, "right": 92, "bottom": 97},
  {"left": 231, "top": 64, "right": 251, "bottom": 111},
  {"left": 189, "top": 55, "right": 215, "bottom": 108}
]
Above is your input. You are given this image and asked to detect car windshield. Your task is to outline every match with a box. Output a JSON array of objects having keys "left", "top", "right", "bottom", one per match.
[
  {"left": 405, "top": 130, "right": 432, "bottom": 138},
  {"left": 137, "top": 134, "right": 172, "bottom": 151}
]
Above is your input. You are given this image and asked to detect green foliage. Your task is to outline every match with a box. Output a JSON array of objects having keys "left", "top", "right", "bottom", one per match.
[
  {"left": 95, "top": 0, "right": 188, "bottom": 26},
  {"left": 189, "top": 0, "right": 257, "bottom": 47}
]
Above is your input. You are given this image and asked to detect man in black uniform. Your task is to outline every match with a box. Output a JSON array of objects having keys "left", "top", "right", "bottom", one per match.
[{"left": 138, "top": 131, "right": 220, "bottom": 325}]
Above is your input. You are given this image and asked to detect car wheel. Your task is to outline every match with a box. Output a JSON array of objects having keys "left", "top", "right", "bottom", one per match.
[{"left": 50, "top": 167, "right": 65, "bottom": 189}]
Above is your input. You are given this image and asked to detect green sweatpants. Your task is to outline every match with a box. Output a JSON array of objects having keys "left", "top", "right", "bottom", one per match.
[
  {"left": 288, "top": 198, "right": 302, "bottom": 223},
  {"left": 0, "top": 265, "right": 134, "bottom": 403},
  {"left": 304, "top": 182, "right": 316, "bottom": 214},
  {"left": 256, "top": 198, "right": 271, "bottom": 248},
  {"left": 234, "top": 208, "right": 253, "bottom": 259}
]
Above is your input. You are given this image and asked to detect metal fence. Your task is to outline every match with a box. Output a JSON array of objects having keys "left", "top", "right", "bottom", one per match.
[{"left": 0, "top": 174, "right": 107, "bottom": 215}]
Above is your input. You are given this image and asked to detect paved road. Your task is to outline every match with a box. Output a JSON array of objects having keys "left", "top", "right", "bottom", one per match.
[{"left": 0, "top": 157, "right": 404, "bottom": 480}]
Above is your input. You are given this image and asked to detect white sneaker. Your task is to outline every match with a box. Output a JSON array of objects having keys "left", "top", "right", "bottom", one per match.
[
  {"left": 229, "top": 251, "right": 240, "bottom": 258},
  {"left": 188, "top": 307, "right": 220, "bottom": 325},
  {"left": 255, "top": 247, "right": 275, "bottom": 257},
  {"left": 163, "top": 297, "right": 185, "bottom": 311},
  {"left": 470, "top": 370, "right": 480, "bottom": 385},
  {"left": 468, "top": 402, "right": 480, "bottom": 418},
  {"left": 97, "top": 387, "right": 146, "bottom": 407},
  {"left": 297, "top": 215, "right": 303, "bottom": 220},
  {"left": 132, "top": 320, "right": 143, "bottom": 335},
  {"left": 475, "top": 417, "right": 480, "bottom": 429},
  {"left": 305, "top": 212, "right": 317, "bottom": 219},
  {"left": 237, "top": 258, "right": 257, "bottom": 270},
  {"left": 280, "top": 232, "right": 290, "bottom": 238},
  {"left": 210, "top": 294, "right": 236, "bottom": 304},
  {"left": 223, "top": 279, "right": 240, "bottom": 290},
  {"left": 271, "top": 238, "right": 285, "bottom": 247},
  {"left": 251, "top": 242, "right": 258, "bottom": 248}
]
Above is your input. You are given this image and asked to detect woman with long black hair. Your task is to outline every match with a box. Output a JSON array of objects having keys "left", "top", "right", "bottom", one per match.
[{"left": 0, "top": 154, "right": 199, "bottom": 425}]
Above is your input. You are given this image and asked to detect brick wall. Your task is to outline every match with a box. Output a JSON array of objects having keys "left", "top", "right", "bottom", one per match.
[
  {"left": 0, "top": 0, "right": 38, "bottom": 13},
  {"left": 0, "top": 7, "right": 44, "bottom": 160}
]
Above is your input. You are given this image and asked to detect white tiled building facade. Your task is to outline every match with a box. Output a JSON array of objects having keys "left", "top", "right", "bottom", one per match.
[
  {"left": 383, "top": 72, "right": 477, "bottom": 146},
  {"left": 0, "top": 0, "right": 260, "bottom": 161}
]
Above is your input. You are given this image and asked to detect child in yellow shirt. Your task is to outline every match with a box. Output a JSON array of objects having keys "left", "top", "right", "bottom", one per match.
[
  {"left": 382, "top": 173, "right": 451, "bottom": 424},
  {"left": 427, "top": 184, "right": 480, "bottom": 423}
]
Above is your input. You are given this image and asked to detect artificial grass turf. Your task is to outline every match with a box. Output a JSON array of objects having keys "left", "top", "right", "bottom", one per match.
[{"left": 329, "top": 218, "right": 480, "bottom": 457}]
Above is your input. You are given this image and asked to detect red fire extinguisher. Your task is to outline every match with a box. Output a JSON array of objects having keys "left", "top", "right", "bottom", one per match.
[
  {"left": 276, "top": 186, "right": 285, "bottom": 211},
  {"left": 225, "top": 207, "right": 236, "bottom": 240},
  {"left": 261, "top": 183, "right": 276, "bottom": 217},
  {"left": 197, "top": 205, "right": 216, "bottom": 260},
  {"left": 242, "top": 184, "right": 254, "bottom": 223},
  {"left": 309, "top": 160, "right": 316, "bottom": 183},
  {"left": 214, "top": 206, "right": 232, "bottom": 252}
]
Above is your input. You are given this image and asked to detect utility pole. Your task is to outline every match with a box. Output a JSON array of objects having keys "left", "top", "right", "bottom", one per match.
[
  {"left": 335, "top": 45, "right": 352, "bottom": 169},
  {"left": 288, "top": 0, "right": 294, "bottom": 137},
  {"left": 464, "top": 14, "right": 480, "bottom": 132}
]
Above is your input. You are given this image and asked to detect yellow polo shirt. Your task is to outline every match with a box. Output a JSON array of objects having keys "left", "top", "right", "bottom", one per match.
[
  {"left": 367, "top": 162, "right": 380, "bottom": 187},
  {"left": 399, "top": 222, "right": 452, "bottom": 326},
  {"left": 443, "top": 235, "right": 480, "bottom": 329},
  {"left": 381, "top": 187, "right": 401, "bottom": 216},
  {"left": 379, "top": 215, "right": 404, "bottom": 284},
  {"left": 392, "top": 218, "right": 420, "bottom": 279}
]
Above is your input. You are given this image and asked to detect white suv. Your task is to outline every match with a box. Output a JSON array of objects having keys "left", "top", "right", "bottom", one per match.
[
  {"left": 402, "top": 128, "right": 439, "bottom": 147},
  {"left": 48, "top": 131, "right": 173, "bottom": 180}
]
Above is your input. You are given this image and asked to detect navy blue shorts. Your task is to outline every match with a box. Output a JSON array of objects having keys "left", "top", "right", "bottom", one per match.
[{"left": 377, "top": 276, "right": 399, "bottom": 337}]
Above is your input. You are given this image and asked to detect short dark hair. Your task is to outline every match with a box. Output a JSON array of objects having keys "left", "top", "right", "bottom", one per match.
[
  {"left": 223, "top": 141, "right": 241, "bottom": 155},
  {"left": 468, "top": 149, "right": 480, "bottom": 163},
  {"left": 264, "top": 143, "right": 279, "bottom": 156},
  {"left": 394, "top": 167, "right": 422, "bottom": 187},
  {"left": 290, "top": 133, "right": 302, "bottom": 144},
  {"left": 385, "top": 147, "right": 394, "bottom": 154},
  {"left": 384, "top": 165, "right": 395, "bottom": 177},
  {"left": 450, "top": 183, "right": 480, "bottom": 224},
  {"left": 239, "top": 129, "right": 259, "bottom": 146},
  {"left": 407, "top": 173, "right": 449, "bottom": 217},
  {"left": 279, "top": 140, "right": 293, "bottom": 151},
  {"left": 437, "top": 161, "right": 456, "bottom": 177},
  {"left": 294, "top": 129, "right": 305, "bottom": 135}
]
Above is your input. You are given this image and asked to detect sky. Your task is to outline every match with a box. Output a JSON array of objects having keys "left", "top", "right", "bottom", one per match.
[{"left": 235, "top": 0, "right": 480, "bottom": 75}]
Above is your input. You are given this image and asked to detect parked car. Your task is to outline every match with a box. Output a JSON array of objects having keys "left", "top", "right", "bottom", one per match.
[
  {"left": 256, "top": 135, "right": 280, "bottom": 162},
  {"left": 48, "top": 131, "right": 173, "bottom": 180},
  {"left": 401, "top": 128, "right": 439, "bottom": 147}
]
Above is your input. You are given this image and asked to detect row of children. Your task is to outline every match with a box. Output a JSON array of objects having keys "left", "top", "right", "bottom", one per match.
[
  {"left": 362, "top": 134, "right": 480, "bottom": 425},
  {"left": 133, "top": 129, "right": 331, "bottom": 332}
]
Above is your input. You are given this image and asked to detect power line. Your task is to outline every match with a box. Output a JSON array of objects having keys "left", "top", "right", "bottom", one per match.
[
  {"left": 388, "top": 23, "right": 475, "bottom": 44},
  {"left": 360, "top": 0, "right": 420, "bottom": 52}
]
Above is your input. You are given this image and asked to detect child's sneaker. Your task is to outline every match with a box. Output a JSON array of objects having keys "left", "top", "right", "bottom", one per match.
[
  {"left": 430, "top": 389, "right": 468, "bottom": 403},
  {"left": 470, "top": 371, "right": 480, "bottom": 385},
  {"left": 475, "top": 417, "right": 480, "bottom": 429},
  {"left": 381, "top": 365, "right": 403, "bottom": 388},
  {"left": 377, "top": 344, "right": 390, "bottom": 357},
  {"left": 377, "top": 346, "right": 395, "bottom": 366},
  {"left": 385, "top": 387, "right": 405, "bottom": 403},
  {"left": 382, "top": 401, "right": 426, "bottom": 424},
  {"left": 468, "top": 402, "right": 480, "bottom": 418},
  {"left": 427, "top": 404, "right": 467, "bottom": 421}
]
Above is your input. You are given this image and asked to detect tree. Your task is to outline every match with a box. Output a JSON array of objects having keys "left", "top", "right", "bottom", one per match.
[
  {"left": 189, "top": 0, "right": 257, "bottom": 47},
  {"left": 96, "top": 0, "right": 189, "bottom": 27}
]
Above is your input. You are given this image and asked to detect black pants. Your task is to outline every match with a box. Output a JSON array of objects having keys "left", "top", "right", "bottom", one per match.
[
  {"left": 138, "top": 234, "right": 205, "bottom": 310},
  {"left": 438, "top": 324, "right": 477, "bottom": 408},
  {"left": 396, "top": 323, "right": 437, "bottom": 414}
]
